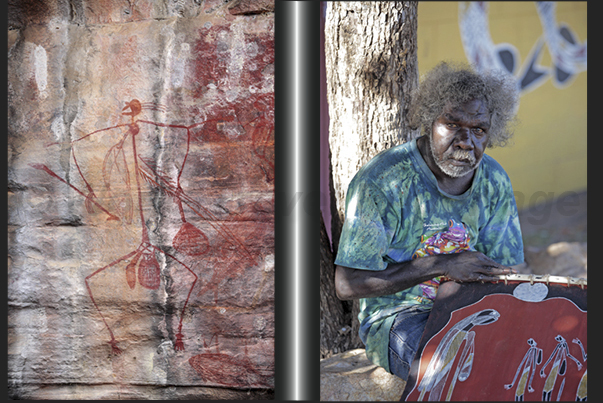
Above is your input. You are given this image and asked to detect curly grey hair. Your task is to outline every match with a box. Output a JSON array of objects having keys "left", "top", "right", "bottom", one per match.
[{"left": 408, "top": 61, "right": 519, "bottom": 148}]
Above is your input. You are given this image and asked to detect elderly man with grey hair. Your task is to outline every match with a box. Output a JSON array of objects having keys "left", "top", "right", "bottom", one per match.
[{"left": 334, "top": 61, "right": 525, "bottom": 381}]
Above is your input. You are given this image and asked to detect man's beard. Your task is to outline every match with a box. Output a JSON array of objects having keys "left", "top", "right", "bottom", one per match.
[{"left": 429, "top": 136, "right": 480, "bottom": 178}]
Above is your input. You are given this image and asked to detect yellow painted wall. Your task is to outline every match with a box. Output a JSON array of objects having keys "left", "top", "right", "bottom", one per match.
[{"left": 417, "top": 2, "right": 587, "bottom": 209}]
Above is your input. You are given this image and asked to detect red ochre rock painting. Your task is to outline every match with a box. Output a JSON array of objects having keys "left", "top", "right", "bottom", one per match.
[
  {"left": 188, "top": 350, "right": 271, "bottom": 388},
  {"left": 8, "top": 1, "right": 275, "bottom": 398},
  {"left": 30, "top": 98, "right": 273, "bottom": 357},
  {"left": 189, "top": 26, "right": 275, "bottom": 183},
  {"left": 188, "top": 334, "right": 273, "bottom": 389},
  {"left": 173, "top": 222, "right": 211, "bottom": 257},
  {"left": 191, "top": 26, "right": 274, "bottom": 99}
]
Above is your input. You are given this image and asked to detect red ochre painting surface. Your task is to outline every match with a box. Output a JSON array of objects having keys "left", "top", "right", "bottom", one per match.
[{"left": 404, "top": 286, "right": 587, "bottom": 401}]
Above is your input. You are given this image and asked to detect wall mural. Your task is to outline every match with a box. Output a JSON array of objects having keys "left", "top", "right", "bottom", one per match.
[{"left": 459, "top": 1, "right": 587, "bottom": 94}]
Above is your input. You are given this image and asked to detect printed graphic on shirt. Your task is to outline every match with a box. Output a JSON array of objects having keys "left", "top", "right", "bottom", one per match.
[{"left": 412, "top": 219, "right": 474, "bottom": 303}]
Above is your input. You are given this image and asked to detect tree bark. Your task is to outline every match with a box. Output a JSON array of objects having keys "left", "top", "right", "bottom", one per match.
[
  {"left": 320, "top": 213, "right": 353, "bottom": 358},
  {"left": 323, "top": 1, "right": 420, "bottom": 352}
]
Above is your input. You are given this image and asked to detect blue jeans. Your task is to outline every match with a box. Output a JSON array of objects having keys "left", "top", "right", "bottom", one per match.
[{"left": 388, "top": 305, "right": 431, "bottom": 381}]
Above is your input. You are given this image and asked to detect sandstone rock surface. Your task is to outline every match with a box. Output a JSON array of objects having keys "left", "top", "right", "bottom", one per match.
[{"left": 8, "top": 0, "right": 274, "bottom": 399}]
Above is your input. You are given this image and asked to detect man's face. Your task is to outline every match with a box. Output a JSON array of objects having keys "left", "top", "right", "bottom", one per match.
[{"left": 428, "top": 98, "right": 491, "bottom": 178}]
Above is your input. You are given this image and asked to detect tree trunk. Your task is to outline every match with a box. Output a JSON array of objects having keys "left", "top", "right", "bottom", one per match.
[
  {"left": 323, "top": 1, "right": 420, "bottom": 352},
  {"left": 320, "top": 213, "right": 353, "bottom": 358}
]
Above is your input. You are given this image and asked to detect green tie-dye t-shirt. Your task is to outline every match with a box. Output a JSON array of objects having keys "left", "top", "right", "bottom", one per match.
[{"left": 334, "top": 138, "right": 524, "bottom": 373}]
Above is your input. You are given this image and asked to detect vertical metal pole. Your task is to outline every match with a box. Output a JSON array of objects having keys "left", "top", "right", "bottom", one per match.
[{"left": 275, "top": 1, "right": 320, "bottom": 400}]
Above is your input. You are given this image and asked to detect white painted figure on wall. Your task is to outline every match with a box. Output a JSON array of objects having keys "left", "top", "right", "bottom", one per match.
[{"left": 459, "top": 1, "right": 587, "bottom": 95}]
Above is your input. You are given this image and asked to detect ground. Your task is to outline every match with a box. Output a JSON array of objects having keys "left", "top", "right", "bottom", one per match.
[
  {"left": 518, "top": 190, "right": 587, "bottom": 250},
  {"left": 519, "top": 190, "right": 587, "bottom": 278}
]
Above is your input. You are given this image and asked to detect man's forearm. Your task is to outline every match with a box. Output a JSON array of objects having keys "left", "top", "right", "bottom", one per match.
[
  {"left": 334, "top": 255, "right": 447, "bottom": 300},
  {"left": 335, "top": 251, "right": 516, "bottom": 300}
]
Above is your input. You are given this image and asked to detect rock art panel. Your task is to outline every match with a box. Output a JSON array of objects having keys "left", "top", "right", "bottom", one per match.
[{"left": 8, "top": 0, "right": 274, "bottom": 399}]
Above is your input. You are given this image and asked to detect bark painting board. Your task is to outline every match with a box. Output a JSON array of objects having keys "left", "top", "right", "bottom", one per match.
[{"left": 403, "top": 280, "right": 587, "bottom": 401}]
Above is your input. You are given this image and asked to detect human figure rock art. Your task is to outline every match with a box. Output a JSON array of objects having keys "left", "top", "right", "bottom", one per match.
[{"left": 31, "top": 99, "right": 269, "bottom": 354}]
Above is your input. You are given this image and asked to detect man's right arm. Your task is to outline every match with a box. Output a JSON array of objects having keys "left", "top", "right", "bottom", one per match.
[{"left": 335, "top": 251, "right": 516, "bottom": 300}]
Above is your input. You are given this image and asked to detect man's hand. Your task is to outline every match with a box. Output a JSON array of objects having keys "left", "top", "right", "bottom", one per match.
[
  {"left": 440, "top": 251, "right": 516, "bottom": 283},
  {"left": 335, "top": 251, "right": 517, "bottom": 300}
]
